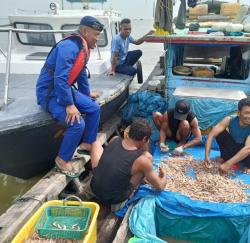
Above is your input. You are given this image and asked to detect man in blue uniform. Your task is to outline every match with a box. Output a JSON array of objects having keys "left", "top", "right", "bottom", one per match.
[
  {"left": 107, "top": 18, "right": 153, "bottom": 77},
  {"left": 36, "top": 16, "right": 104, "bottom": 177},
  {"left": 205, "top": 98, "right": 250, "bottom": 173}
]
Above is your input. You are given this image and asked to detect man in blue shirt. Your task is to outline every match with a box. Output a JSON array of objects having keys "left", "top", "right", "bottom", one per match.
[
  {"left": 36, "top": 16, "right": 104, "bottom": 177},
  {"left": 205, "top": 98, "right": 250, "bottom": 174},
  {"left": 107, "top": 18, "right": 153, "bottom": 78}
]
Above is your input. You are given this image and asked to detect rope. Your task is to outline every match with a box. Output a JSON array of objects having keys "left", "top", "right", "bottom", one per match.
[{"left": 15, "top": 196, "right": 43, "bottom": 204}]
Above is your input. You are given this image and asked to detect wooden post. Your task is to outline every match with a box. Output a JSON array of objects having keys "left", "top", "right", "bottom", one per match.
[{"left": 112, "top": 206, "right": 133, "bottom": 243}]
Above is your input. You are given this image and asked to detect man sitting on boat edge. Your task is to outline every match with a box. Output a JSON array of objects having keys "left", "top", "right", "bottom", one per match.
[
  {"left": 36, "top": 16, "right": 104, "bottom": 177},
  {"left": 153, "top": 100, "right": 202, "bottom": 155},
  {"left": 107, "top": 18, "right": 153, "bottom": 82},
  {"left": 80, "top": 118, "right": 168, "bottom": 210},
  {"left": 205, "top": 98, "right": 250, "bottom": 174}
]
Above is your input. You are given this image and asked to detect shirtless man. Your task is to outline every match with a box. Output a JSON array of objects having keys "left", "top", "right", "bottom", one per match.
[
  {"left": 205, "top": 98, "right": 250, "bottom": 173},
  {"left": 88, "top": 118, "right": 167, "bottom": 206},
  {"left": 153, "top": 100, "right": 202, "bottom": 155}
]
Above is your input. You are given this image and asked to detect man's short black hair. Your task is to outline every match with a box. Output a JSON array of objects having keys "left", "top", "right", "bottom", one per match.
[
  {"left": 128, "top": 118, "right": 152, "bottom": 141},
  {"left": 121, "top": 18, "right": 131, "bottom": 25},
  {"left": 238, "top": 98, "right": 250, "bottom": 111}
]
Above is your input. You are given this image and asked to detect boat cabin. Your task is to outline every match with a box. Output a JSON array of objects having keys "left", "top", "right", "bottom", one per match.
[
  {"left": 145, "top": 30, "right": 250, "bottom": 130},
  {"left": 147, "top": 31, "right": 250, "bottom": 100},
  {"left": 0, "top": 7, "right": 121, "bottom": 75},
  {"left": 166, "top": 37, "right": 250, "bottom": 98}
]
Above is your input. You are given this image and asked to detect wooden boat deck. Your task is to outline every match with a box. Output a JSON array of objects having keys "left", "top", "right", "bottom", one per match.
[
  {"left": 0, "top": 61, "right": 164, "bottom": 242},
  {"left": 0, "top": 73, "right": 132, "bottom": 131}
]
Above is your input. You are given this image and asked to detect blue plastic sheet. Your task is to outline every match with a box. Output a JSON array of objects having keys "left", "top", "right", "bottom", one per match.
[
  {"left": 124, "top": 144, "right": 250, "bottom": 242},
  {"left": 129, "top": 197, "right": 165, "bottom": 243},
  {"left": 168, "top": 96, "right": 238, "bottom": 130}
]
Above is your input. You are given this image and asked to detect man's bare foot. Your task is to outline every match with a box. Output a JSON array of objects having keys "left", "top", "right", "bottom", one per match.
[
  {"left": 55, "top": 156, "right": 73, "bottom": 171},
  {"left": 244, "top": 168, "right": 250, "bottom": 174},
  {"left": 214, "top": 157, "right": 224, "bottom": 163},
  {"left": 55, "top": 156, "right": 81, "bottom": 177}
]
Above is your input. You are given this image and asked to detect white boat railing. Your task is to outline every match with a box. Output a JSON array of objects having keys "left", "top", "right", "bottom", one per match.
[{"left": 0, "top": 27, "right": 102, "bottom": 106}]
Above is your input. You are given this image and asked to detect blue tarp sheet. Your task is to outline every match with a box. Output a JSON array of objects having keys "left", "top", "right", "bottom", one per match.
[
  {"left": 122, "top": 91, "right": 238, "bottom": 131},
  {"left": 119, "top": 144, "right": 250, "bottom": 243}
]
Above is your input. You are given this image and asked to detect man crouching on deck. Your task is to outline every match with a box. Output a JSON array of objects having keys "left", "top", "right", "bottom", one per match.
[
  {"left": 153, "top": 100, "right": 202, "bottom": 155},
  {"left": 205, "top": 98, "right": 250, "bottom": 173},
  {"left": 86, "top": 118, "right": 167, "bottom": 209}
]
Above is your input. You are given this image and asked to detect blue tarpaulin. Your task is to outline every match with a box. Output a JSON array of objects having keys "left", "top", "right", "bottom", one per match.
[{"left": 119, "top": 144, "right": 250, "bottom": 243}]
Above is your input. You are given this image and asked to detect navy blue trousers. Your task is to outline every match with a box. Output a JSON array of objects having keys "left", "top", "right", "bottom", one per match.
[
  {"left": 48, "top": 90, "right": 100, "bottom": 161},
  {"left": 216, "top": 130, "right": 250, "bottom": 168},
  {"left": 115, "top": 50, "right": 142, "bottom": 76}
]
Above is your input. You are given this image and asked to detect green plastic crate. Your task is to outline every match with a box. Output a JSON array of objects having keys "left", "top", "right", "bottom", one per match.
[{"left": 35, "top": 205, "right": 91, "bottom": 239}]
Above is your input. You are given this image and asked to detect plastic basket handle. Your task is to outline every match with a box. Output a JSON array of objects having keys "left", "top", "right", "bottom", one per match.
[{"left": 63, "top": 195, "right": 82, "bottom": 206}]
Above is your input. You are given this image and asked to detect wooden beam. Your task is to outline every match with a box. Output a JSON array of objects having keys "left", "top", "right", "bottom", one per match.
[
  {"left": 112, "top": 206, "right": 133, "bottom": 243},
  {"left": 0, "top": 171, "right": 69, "bottom": 243},
  {"left": 97, "top": 213, "right": 122, "bottom": 243},
  {"left": 0, "top": 114, "right": 121, "bottom": 243}
]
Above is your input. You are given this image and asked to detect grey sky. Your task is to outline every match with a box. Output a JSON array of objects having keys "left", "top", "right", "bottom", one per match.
[
  {"left": 0, "top": 0, "right": 249, "bottom": 21},
  {"left": 0, "top": 0, "right": 159, "bottom": 20}
]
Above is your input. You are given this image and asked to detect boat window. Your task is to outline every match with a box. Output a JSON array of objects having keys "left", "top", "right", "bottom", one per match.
[
  {"left": 61, "top": 24, "right": 108, "bottom": 47},
  {"left": 14, "top": 22, "right": 56, "bottom": 46},
  {"left": 116, "top": 22, "right": 121, "bottom": 33},
  {"left": 111, "top": 22, "right": 120, "bottom": 36},
  {"left": 171, "top": 45, "right": 250, "bottom": 80}
]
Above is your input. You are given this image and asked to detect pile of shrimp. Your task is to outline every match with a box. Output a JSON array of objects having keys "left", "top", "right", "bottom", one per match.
[{"left": 161, "top": 156, "right": 249, "bottom": 203}]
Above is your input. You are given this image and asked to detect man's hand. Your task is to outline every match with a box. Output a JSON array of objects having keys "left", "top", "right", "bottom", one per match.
[
  {"left": 173, "top": 146, "right": 184, "bottom": 156},
  {"left": 147, "top": 30, "right": 155, "bottom": 35},
  {"left": 158, "top": 165, "right": 166, "bottom": 178},
  {"left": 107, "top": 70, "right": 115, "bottom": 76},
  {"left": 66, "top": 105, "right": 80, "bottom": 126},
  {"left": 204, "top": 158, "right": 213, "bottom": 168},
  {"left": 219, "top": 162, "right": 232, "bottom": 175},
  {"left": 160, "top": 142, "right": 169, "bottom": 153},
  {"left": 89, "top": 91, "right": 101, "bottom": 99}
]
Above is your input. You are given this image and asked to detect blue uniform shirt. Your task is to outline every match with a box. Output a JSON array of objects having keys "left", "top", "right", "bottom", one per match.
[
  {"left": 111, "top": 34, "right": 134, "bottom": 66},
  {"left": 229, "top": 116, "right": 250, "bottom": 144},
  {"left": 36, "top": 37, "right": 90, "bottom": 109}
]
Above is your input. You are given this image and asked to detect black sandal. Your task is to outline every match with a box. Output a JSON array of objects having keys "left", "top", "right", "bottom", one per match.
[{"left": 77, "top": 148, "right": 90, "bottom": 155}]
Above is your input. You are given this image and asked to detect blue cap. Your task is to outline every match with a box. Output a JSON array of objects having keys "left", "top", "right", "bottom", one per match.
[{"left": 80, "top": 16, "right": 104, "bottom": 32}]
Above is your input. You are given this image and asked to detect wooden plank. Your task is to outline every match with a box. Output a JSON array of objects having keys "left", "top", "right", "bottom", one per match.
[
  {"left": 139, "top": 62, "right": 163, "bottom": 92},
  {"left": 0, "top": 114, "right": 122, "bottom": 243},
  {"left": 97, "top": 213, "right": 122, "bottom": 243},
  {"left": 0, "top": 171, "right": 69, "bottom": 243},
  {"left": 112, "top": 206, "right": 133, "bottom": 243},
  {"left": 145, "top": 35, "right": 250, "bottom": 45}
]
